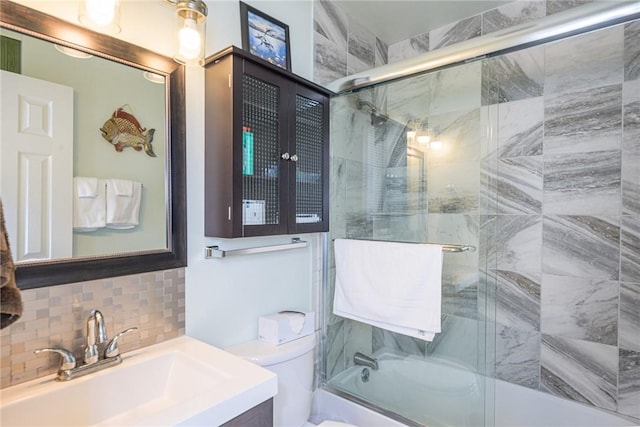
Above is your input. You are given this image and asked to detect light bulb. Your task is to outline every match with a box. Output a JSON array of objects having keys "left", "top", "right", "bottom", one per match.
[
  {"left": 429, "top": 140, "right": 444, "bottom": 150},
  {"left": 406, "top": 130, "right": 416, "bottom": 145},
  {"left": 178, "top": 18, "right": 202, "bottom": 61},
  {"left": 85, "top": 0, "right": 116, "bottom": 27},
  {"left": 417, "top": 134, "right": 431, "bottom": 144}
]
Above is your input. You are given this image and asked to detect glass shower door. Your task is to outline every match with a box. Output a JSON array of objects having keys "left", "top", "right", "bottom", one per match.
[{"left": 325, "top": 56, "right": 498, "bottom": 426}]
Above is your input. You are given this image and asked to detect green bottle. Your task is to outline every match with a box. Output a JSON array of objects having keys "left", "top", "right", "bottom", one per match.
[{"left": 242, "top": 126, "right": 254, "bottom": 175}]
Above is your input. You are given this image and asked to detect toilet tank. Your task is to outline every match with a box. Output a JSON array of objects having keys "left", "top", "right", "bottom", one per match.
[{"left": 226, "top": 334, "right": 316, "bottom": 427}]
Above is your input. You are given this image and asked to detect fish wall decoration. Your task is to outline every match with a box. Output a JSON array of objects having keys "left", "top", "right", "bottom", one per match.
[{"left": 100, "top": 105, "right": 156, "bottom": 157}]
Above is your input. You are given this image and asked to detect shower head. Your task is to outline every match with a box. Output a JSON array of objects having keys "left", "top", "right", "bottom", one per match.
[
  {"left": 370, "top": 110, "right": 389, "bottom": 127},
  {"left": 356, "top": 98, "right": 389, "bottom": 127}
]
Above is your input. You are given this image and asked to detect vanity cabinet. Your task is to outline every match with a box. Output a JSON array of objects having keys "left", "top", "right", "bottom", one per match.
[
  {"left": 221, "top": 398, "right": 273, "bottom": 427},
  {"left": 204, "top": 46, "right": 331, "bottom": 238}
]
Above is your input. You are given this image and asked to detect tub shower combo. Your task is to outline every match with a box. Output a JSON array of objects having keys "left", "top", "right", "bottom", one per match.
[{"left": 322, "top": 2, "right": 640, "bottom": 426}]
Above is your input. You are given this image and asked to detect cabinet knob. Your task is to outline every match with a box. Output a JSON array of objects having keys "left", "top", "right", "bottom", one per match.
[
  {"left": 281, "top": 152, "right": 290, "bottom": 160},
  {"left": 290, "top": 154, "right": 299, "bottom": 162}
]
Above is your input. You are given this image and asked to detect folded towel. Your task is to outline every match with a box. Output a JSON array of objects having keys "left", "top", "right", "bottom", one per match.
[
  {"left": 105, "top": 179, "right": 142, "bottom": 229},
  {"left": 333, "top": 239, "right": 443, "bottom": 341},
  {"left": 0, "top": 200, "right": 23, "bottom": 329},
  {"left": 110, "top": 179, "right": 133, "bottom": 197},
  {"left": 73, "top": 178, "right": 106, "bottom": 232},
  {"left": 75, "top": 176, "right": 99, "bottom": 198}
]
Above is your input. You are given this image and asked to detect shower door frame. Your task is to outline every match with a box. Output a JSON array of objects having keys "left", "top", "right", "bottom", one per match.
[{"left": 328, "top": 1, "right": 640, "bottom": 95}]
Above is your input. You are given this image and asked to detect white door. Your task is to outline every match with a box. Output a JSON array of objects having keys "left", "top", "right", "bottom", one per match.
[{"left": 0, "top": 70, "right": 74, "bottom": 262}]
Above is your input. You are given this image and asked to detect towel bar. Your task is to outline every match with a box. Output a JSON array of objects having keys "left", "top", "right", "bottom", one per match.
[
  {"left": 205, "top": 238, "right": 308, "bottom": 259},
  {"left": 441, "top": 245, "right": 475, "bottom": 253},
  {"left": 333, "top": 238, "right": 475, "bottom": 253}
]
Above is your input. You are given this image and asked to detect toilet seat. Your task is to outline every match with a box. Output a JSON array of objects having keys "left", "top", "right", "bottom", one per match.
[{"left": 317, "top": 421, "right": 358, "bottom": 427}]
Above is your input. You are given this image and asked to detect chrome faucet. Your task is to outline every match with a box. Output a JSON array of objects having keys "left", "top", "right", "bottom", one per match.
[
  {"left": 35, "top": 309, "right": 138, "bottom": 381},
  {"left": 84, "top": 309, "right": 109, "bottom": 365},
  {"left": 354, "top": 352, "right": 379, "bottom": 371}
]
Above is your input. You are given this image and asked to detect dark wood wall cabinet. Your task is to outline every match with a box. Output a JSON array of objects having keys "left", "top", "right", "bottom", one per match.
[{"left": 205, "top": 46, "right": 332, "bottom": 238}]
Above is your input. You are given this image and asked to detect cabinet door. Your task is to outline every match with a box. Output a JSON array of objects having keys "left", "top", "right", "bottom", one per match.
[
  {"left": 239, "top": 62, "right": 289, "bottom": 236},
  {"left": 288, "top": 85, "right": 329, "bottom": 233}
]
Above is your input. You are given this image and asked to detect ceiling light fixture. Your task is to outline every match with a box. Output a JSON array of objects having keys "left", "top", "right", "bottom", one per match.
[
  {"left": 143, "top": 71, "right": 166, "bottom": 84},
  {"left": 54, "top": 45, "right": 93, "bottom": 59},
  {"left": 406, "top": 119, "right": 444, "bottom": 151},
  {"left": 78, "top": 0, "right": 121, "bottom": 34},
  {"left": 166, "top": 0, "right": 208, "bottom": 66},
  {"left": 406, "top": 119, "right": 429, "bottom": 146}
]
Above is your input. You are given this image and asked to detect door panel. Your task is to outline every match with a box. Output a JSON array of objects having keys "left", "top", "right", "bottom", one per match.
[
  {"left": 240, "top": 61, "right": 289, "bottom": 236},
  {"left": 291, "top": 85, "right": 329, "bottom": 233},
  {"left": 1, "top": 70, "right": 73, "bottom": 261}
]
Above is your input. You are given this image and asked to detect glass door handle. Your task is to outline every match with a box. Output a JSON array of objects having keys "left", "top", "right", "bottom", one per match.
[
  {"left": 290, "top": 154, "right": 299, "bottom": 162},
  {"left": 281, "top": 152, "right": 290, "bottom": 160}
]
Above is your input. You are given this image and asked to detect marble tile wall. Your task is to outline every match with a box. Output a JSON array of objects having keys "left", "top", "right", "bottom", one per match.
[
  {"left": 0, "top": 268, "right": 185, "bottom": 388},
  {"left": 313, "top": 0, "right": 388, "bottom": 85},
  {"left": 619, "top": 21, "right": 640, "bottom": 421},
  {"left": 484, "top": 20, "right": 638, "bottom": 419},
  {"left": 321, "top": 0, "right": 639, "bottom": 422},
  {"left": 313, "top": 1, "right": 598, "bottom": 83}
]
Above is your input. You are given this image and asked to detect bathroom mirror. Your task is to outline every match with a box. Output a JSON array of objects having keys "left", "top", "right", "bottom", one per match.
[{"left": 1, "top": 1, "right": 186, "bottom": 289}]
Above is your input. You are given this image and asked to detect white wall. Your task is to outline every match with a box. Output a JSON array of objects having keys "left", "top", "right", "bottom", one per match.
[
  {"left": 206, "top": 0, "right": 314, "bottom": 79},
  {"left": 13, "top": 0, "right": 313, "bottom": 78},
  {"left": 187, "top": 0, "right": 317, "bottom": 349},
  {"left": 16, "top": 0, "right": 317, "bottom": 349}
]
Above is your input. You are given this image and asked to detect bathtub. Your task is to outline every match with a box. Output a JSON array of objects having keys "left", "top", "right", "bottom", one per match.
[{"left": 318, "top": 353, "right": 638, "bottom": 427}]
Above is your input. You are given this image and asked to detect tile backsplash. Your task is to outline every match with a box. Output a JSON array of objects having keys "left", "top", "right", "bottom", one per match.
[{"left": 0, "top": 267, "right": 185, "bottom": 388}]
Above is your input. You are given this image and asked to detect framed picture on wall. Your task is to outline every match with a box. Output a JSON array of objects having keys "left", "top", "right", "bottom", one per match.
[{"left": 240, "top": 1, "right": 291, "bottom": 71}]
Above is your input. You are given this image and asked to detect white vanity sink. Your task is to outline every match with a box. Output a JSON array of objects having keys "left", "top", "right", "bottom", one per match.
[{"left": 0, "top": 336, "right": 277, "bottom": 426}]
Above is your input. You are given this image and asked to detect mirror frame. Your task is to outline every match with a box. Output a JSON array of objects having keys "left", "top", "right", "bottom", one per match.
[{"left": 1, "top": 0, "right": 187, "bottom": 289}]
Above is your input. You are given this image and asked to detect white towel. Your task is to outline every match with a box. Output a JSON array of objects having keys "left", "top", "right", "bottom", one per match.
[
  {"left": 105, "top": 179, "right": 142, "bottom": 229},
  {"left": 73, "top": 177, "right": 106, "bottom": 232},
  {"left": 333, "top": 239, "right": 443, "bottom": 341},
  {"left": 110, "top": 179, "right": 133, "bottom": 197},
  {"left": 76, "top": 176, "right": 99, "bottom": 198}
]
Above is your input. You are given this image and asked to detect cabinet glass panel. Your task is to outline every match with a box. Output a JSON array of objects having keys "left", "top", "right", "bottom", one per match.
[
  {"left": 295, "top": 94, "right": 323, "bottom": 224},
  {"left": 242, "top": 74, "right": 280, "bottom": 226}
]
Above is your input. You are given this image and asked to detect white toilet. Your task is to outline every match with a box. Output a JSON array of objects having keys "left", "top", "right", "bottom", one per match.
[{"left": 226, "top": 334, "right": 357, "bottom": 427}]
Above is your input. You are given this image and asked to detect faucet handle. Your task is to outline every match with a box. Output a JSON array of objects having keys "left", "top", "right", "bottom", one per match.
[
  {"left": 104, "top": 327, "right": 138, "bottom": 358},
  {"left": 34, "top": 348, "right": 76, "bottom": 370}
]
